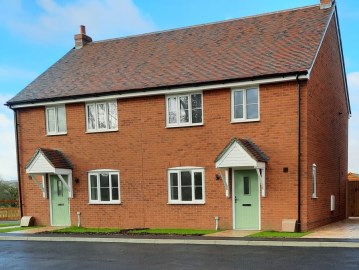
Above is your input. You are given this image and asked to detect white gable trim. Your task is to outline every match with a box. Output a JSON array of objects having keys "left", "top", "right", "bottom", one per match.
[
  {"left": 216, "top": 141, "right": 257, "bottom": 169},
  {"left": 26, "top": 152, "right": 56, "bottom": 174}
]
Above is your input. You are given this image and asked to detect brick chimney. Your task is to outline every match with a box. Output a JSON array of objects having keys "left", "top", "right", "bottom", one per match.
[
  {"left": 74, "top": 25, "right": 92, "bottom": 49},
  {"left": 320, "top": 0, "right": 334, "bottom": 9}
]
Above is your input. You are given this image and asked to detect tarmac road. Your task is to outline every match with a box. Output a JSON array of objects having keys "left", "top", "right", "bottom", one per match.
[{"left": 0, "top": 240, "right": 359, "bottom": 269}]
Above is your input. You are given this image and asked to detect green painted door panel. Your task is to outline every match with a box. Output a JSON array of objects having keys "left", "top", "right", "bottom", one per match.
[
  {"left": 50, "top": 175, "right": 70, "bottom": 226},
  {"left": 234, "top": 170, "right": 259, "bottom": 229}
]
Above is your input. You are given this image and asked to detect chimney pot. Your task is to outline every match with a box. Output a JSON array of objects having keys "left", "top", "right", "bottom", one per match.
[
  {"left": 320, "top": 0, "right": 334, "bottom": 9},
  {"left": 80, "top": 25, "right": 86, "bottom": 35},
  {"left": 74, "top": 25, "right": 92, "bottom": 49}
]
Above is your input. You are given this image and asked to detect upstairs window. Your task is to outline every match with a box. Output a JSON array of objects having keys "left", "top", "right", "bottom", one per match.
[
  {"left": 168, "top": 168, "right": 205, "bottom": 204},
  {"left": 86, "top": 100, "right": 118, "bottom": 132},
  {"left": 166, "top": 93, "right": 203, "bottom": 127},
  {"left": 231, "top": 88, "right": 259, "bottom": 122},
  {"left": 88, "top": 171, "right": 120, "bottom": 204},
  {"left": 46, "top": 106, "right": 67, "bottom": 135}
]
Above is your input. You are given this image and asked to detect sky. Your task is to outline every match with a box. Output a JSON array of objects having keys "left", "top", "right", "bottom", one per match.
[{"left": 0, "top": 0, "right": 358, "bottom": 180}]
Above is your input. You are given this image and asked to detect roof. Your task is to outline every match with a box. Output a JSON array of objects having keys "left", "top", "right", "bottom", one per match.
[
  {"left": 8, "top": 4, "right": 334, "bottom": 105},
  {"left": 215, "top": 137, "right": 269, "bottom": 163},
  {"left": 26, "top": 148, "right": 73, "bottom": 170},
  {"left": 348, "top": 172, "right": 359, "bottom": 181}
]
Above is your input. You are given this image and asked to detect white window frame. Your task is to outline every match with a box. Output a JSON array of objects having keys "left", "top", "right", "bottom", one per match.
[
  {"left": 312, "top": 163, "right": 318, "bottom": 199},
  {"left": 166, "top": 92, "right": 203, "bottom": 127},
  {"left": 85, "top": 100, "right": 118, "bottom": 133},
  {"left": 88, "top": 170, "right": 120, "bottom": 204},
  {"left": 45, "top": 105, "right": 67, "bottom": 135},
  {"left": 231, "top": 87, "right": 260, "bottom": 123},
  {"left": 167, "top": 167, "right": 205, "bottom": 204}
]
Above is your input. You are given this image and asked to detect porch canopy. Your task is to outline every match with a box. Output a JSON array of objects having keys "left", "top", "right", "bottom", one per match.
[
  {"left": 25, "top": 148, "right": 73, "bottom": 198},
  {"left": 215, "top": 138, "right": 269, "bottom": 197}
]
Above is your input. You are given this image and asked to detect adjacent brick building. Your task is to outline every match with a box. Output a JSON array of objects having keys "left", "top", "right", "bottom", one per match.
[{"left": 7, "top": 0, "right": 350, "bottom": 231}]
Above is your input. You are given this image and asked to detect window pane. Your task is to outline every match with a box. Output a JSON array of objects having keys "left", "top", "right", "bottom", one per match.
[
  {"left": 170, "top": 173, "right": 178, "bottom": 187},
  {"left": 246, "top": 104, "right": 258, "bottom": 119},
  {"left": 57, "top": 180, "right": 63, "bottom": 197},
  {"left": 191, "top": 94, "right": 202, "bottom": 109},
  {"left": 47, "top": 108, "right": 56, "bottom": 133},
  {"left": 91, "top": 187, "right": 98, "bottom": 200},
  {"left": 57, "top": 107, "right": 66, "bottom": 132},
  {"left": 108, "top": 102, "right": 118, "bottom": 130},
  {"left": 244, "top": 177, "right": 250, "bottom": 195},
  {"left": 181, "top": 187, "right": 192, "bottom": 201},
  {"left": 181, "top": 171, "right": 191, "bottom": 186},
  {"left": 195, "top": 187, "right": 203, "bottom": 200},
  {"left": 246, "top": 89, "right": 258, "bottom": 104},
  {"left": 111, "top": 174, "right": 119, "bottom": 187},
  {"left": 179, "top": 96, "right": 189, "bottom": 123},
  {"left": 191, "top": 93, "right": 202, "bottom": 124},
  {"left": 90, "top": 175, "right": 97, "bottom": 188},
  {"left": 112, "top": 187, "right": 119, "bottom": 200},
  {"left": 97, "top": 103, "right": 107, "bottom": 129},
  {"left": 234, "top": 105, "right": 244, "bottom": 119},
  {"left": 194, "top": 172, "right": 202, "bottom": 186},
  {"left": 90, "top": 175, "right": 98, "bottom": 201},
  {"left": 168, "top": 97, "right": 177, "bottom": 124},
  {"left": 100, "top": 188, "right": 110, "bottom": 201},
  {"left": 234, "top": 91, "right": 243, "bottom": 106},
  {"left": 87, "top": 105, "right": 96, "bottom": 130},
  {"left": 100, "top": 173, "right": 109, "bottom": 187},
  {"left": 171, "top": 187, "right": 178, "bottom": 200}
]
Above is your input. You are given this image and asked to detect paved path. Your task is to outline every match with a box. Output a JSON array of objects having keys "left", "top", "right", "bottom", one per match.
[
  {"left": 1, "top": 240, "right": 358, "bottom": 270},
  {"left": 304, "top": 218, "right": 359, "bottom": 239}
]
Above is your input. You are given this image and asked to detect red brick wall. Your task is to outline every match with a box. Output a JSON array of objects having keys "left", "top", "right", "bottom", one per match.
[
  {"left": 17, "top": 80, "right": 302, "bottom": 231},
  {"left": 304, "top": 14, "right": 349, "bottom": 230}
]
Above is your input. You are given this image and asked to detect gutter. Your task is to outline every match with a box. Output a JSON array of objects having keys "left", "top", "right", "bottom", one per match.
[
  {"left": 296, "top": 74, "right": 301, "bottom": 232},
  {"left": 13, "top": 109, "right": 23, "bottom": 217}
]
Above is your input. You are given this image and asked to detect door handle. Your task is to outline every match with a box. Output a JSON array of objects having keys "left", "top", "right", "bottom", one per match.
[{"left": 235, "top": 196, "right": 238, "bottom": 203}]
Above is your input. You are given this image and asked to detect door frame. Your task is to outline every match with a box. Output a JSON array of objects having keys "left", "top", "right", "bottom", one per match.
[
  {"left": 232, "top": 169, "right": 261, "bottom": 230},
  {"left": 48, "top": 174, "right": 71, "bottom": 226}
]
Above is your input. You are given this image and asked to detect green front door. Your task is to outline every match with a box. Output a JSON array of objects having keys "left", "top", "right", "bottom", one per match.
[
  {"left": 234, "top": 170, "right": 259, "bottom": 229},
  {"left": 50, "top": 175, "right": 70, "bottom": 226}
]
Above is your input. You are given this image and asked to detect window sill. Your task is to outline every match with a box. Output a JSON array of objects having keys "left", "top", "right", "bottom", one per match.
[
  {"left": 166, "top": 123, "right": 203, "bottom": 129},
  {"left": 311, "top": 196, "right": 318, "bottom": 199},
  {"left": 167, "top": 201, "right": 205, "bottom": 205},
  {"left": 86, "top": 129, "right": 118, "bottom": 134},
  {"left": 231, "top": 119, "right": 260, "bottom": 124},
  {"left": 88, "top": 202, "right": 121, "bottom": 205},
  {"left": 46, "top": 132, "right": 67, "bottom": 136}
]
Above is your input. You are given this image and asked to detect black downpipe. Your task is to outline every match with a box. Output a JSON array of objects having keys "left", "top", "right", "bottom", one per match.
[
  {"left": 13, "top": 109, "right": 23, "bottom": 217},
  {"left": 296, "top": 75, "right": 301, "bottom": 232}
]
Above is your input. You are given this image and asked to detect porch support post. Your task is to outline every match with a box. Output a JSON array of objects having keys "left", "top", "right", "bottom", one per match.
[
  {"left": 217, "top": 168, "right": 230, "bottom": 198},
  {"left": 256, "top": 168, "right": 266, "bottom": 197},
  {"left": 29, "top": 174, "right": 47, "bottom": 198},
  {"left": 57, "top": 174, "right": 73, "bottom": 198}
]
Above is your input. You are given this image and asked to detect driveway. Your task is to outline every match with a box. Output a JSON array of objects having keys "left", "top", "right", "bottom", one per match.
[{"left": 304, "top": 218, "right": 359, "bottom": 239}]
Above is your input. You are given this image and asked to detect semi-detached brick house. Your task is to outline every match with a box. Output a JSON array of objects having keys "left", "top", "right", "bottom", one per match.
[{"left": 6, "top": 0, "right": 350, "bottom": 231}]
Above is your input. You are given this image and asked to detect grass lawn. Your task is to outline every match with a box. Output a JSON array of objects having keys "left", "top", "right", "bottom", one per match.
[
  {"left": 51, "top": 227, "right": 217, "bottom": 235},
  {"left": 0, "top": 222, "right": 20, "bottom": 228},
  {"left": 127, "top": 228, "right": 218, "bottom": 235},
  {"left": 248, "top": 231, "right": 310, "bottom": 238},
  {"left": 0, "top": 226, "right": 41, "bottom": 233},
  {"left": 52, "top": 227, "right": 121, "bottom": 233}
]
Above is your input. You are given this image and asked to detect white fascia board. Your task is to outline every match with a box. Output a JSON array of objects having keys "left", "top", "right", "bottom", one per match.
[
  {"left": 54, "top": 168, "right": 72, "bottom": 175},
  {"left": 10, "top": 75, "right": 308, "bottom": 109}
]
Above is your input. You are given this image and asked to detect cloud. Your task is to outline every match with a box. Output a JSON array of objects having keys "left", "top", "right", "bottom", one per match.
[
  {"left": 348, "top": 72, "right": 359, "bottom": 173},
  {"left": 3, "top": 0, "right": 155, "bottom": 44},
  {"left": 0, "top": 94, "right": 17, "bottom": 181}
]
